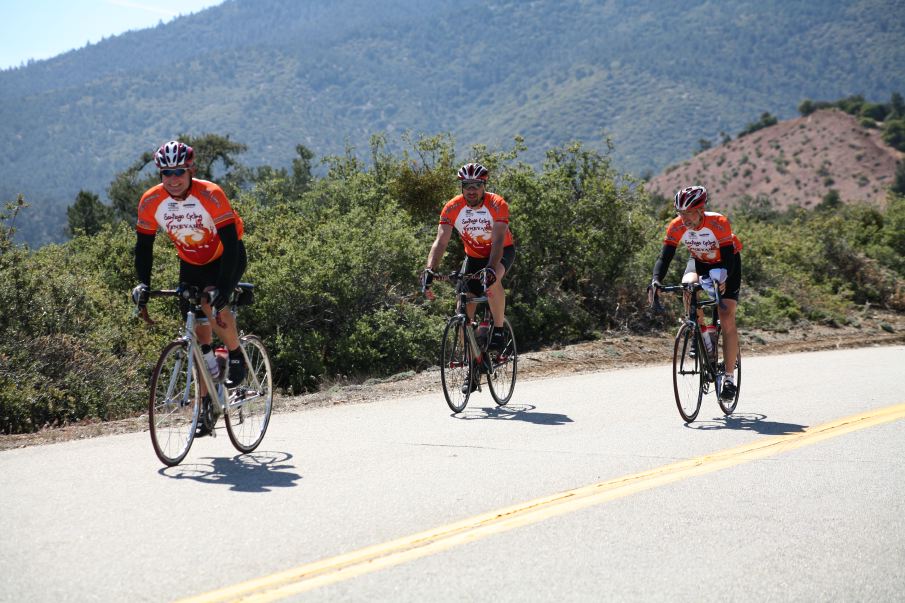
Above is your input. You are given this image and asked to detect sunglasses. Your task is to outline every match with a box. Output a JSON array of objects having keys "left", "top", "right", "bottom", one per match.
[
  {"left": 462, "top": 182, "right": 484, "bottom": 191},
  {"left": 160, "top": 168, "right": 189, "bottom": 177}
]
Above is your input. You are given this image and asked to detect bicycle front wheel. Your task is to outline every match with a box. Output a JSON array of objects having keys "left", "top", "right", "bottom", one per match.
[
  {"left": 717, "top": 345, "right": 741, "bottom": 415},
  {"left": 487, "top": 319, "right": 517, "bottom": 406},
  {"left": 673, "top": 323, "right": 704, "bottom": 423},
  {"left": 440, "top": 317, "right": 472, "bottom": 413},
  {"left": 225, "top": 334, "right": 273, "bottom": 453},
  {"left": 149, "top": 340, "right": 199, "bottom": 466}
]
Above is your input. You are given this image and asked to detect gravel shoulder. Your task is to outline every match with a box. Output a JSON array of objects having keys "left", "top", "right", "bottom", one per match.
[{"left": 3, "top": 309, "right": 904, "bottom": 451}]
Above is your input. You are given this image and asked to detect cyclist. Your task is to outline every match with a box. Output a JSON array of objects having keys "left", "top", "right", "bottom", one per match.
[
  {"left": 131, "top": 140, "right": 248, "bottom": 430},
  {"left": 648, "top": 185, "right": 742, "bottom": 401},
  {"left": 422, "top": 163, "right": 516, "bottom": 388}
]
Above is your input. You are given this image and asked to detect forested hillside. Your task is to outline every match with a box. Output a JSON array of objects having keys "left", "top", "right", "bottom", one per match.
[{"left": 1, "top": 0, "right": 904, "bottom": 245}]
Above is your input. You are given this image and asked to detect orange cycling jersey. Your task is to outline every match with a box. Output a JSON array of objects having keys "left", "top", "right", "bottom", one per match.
[
  {"left": 136, "top": 179, "right": 244, "bottom": 266},
  {"left": 439, "top": 192, "right": 514, "bottom": 258},
  {"left": 663, "top": 211, "right": 742, "bottom": 264}
]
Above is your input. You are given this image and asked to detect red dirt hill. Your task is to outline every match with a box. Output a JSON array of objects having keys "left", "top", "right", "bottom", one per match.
[{"left": 646, "top": 109, "right": 903, "bottom": 211}]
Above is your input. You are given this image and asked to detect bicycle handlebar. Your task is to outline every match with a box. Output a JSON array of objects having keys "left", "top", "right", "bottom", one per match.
[
  {"left": 650, "top": 279, "right": 721, "bottom": 313},
  {"left": 421, "top": 269, "right": 493, "bottom": 299}
]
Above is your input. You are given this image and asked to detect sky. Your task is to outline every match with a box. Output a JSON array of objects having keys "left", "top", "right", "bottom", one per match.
[{"left": 0, "top": 0, "right": 226, "bottom": 70}]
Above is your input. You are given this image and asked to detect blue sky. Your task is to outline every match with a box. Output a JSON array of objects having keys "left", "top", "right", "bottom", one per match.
[{"left": 0, "top": 0, "right": 226, "bottom": 70}]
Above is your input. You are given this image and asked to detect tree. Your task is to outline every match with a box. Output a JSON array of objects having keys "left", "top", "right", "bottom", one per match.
[
  {"left": 67, "top": 191, "right": 113, "bottom": 236},
  {"left": 892, "top": 161, "right": 905, "bottom": 196},
  {"left": 292, "top": 144, "right": 315, "bottom": 194},
  {"left": 890, "top": 92, "right": 905, "bottom": 119},
  {"left": 860, "top": 103, "right": 888, "bottom": 122},
  {"left": 817, "top": 189, "right": 842, "bottom": 212},
  {"left": 882, "top": 119, "right": 905, "bottom": 152},
  {"left": 738, "top": 112, "right": 778, "bottom": 137},
  {"left": 798, "top": 99, "right": 816, "bottom": 116}
]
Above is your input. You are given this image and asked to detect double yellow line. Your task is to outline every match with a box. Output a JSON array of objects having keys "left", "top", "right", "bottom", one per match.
[{"left": 178, "top": 403, "right": 905, "bottom": 603}]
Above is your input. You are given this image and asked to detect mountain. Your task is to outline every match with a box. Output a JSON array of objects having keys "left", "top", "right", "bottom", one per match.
[
  {"left": 2, "top": 0, "right": 904, "bottom": 245},
  {"left": 646, "top": 109, "right": 904, "bottom": 210}
]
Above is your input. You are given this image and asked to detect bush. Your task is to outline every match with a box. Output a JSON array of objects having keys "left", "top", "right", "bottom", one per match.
[{"left": 882, "top": 119, "right": 905, "bottom": 152}]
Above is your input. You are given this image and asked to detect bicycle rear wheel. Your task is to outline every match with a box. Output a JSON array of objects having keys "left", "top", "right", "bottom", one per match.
[
  {"left": 225, "top": 334, "right": 273, "bottom": 453},
  {"left": 149, "top": 340, "right": 199, "bottom": 466},
  {"left": 717, "top": 345, "right": 741, "bottom": 415},
  {"left": 487, "top": 319, "right": 517, "bottom": 406},
  {"left": 673, "top": 323, "right": 704, "bottom": 423},
  {"left": 440, "top": 317, "right": 472, "bottom": 413}
]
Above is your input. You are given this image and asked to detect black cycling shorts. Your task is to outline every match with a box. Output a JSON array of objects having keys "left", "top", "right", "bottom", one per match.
[
  {"left": 689, "top": 253, "right": 742, "bottom": 302},
  {"left": 178, "top": 240, "right": 247, "bottom": 318},
  {"left": 461, "top": 246, "right": 515, "bottom": 296}
]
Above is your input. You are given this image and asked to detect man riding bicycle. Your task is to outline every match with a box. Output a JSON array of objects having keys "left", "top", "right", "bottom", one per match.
[
  {"left": 648, "top": 185, "right": 743, "bottom": 401},
  {"left": 422, "top": 162, "right": 516, "bottom": 352},
  {"left": 131, "top": 140, "right": 248, "bottom": 431}
]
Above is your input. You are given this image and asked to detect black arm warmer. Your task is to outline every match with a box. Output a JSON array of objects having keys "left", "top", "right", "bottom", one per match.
[
  {"left": 215, "top": 223, "right": 239, "bottom": 293},
  {"left": 652, "top": 244, "right": 677, "bottom": 282},
  {"left": 718, "top": 243, "right": 736, "bottom": 275},
  {"left": 135, "top": 232, "right": 156, "bottom": 287}
]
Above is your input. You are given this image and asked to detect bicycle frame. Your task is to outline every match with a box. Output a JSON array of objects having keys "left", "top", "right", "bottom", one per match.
[
  {"left": 452, "top": 274, "right": 494, "bottom": 360},
  {"left": 150, "top": 289, "right": 264, "bottom": 416},
  {"left": 659, "top": 281, "right": 722, "bottom": 382}
]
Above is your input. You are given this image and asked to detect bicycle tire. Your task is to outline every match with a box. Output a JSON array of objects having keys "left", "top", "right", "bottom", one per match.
[
  {"left": 440, "top": 317, "right": 472, "bottom": 413},
  {"left": 717, "top": 345, "right": 741, "bottom": 415},
  {"left": 673, "top": 322, "right": 704, "bottom": 423},
  {"left": 225, "top": 334, "right": 273, "bottom": 453},
  {"left": 486, "top": 318, "right": 517, "bottom": 406},
  {"left": 149, "top": 340, "right": 200, "bottom": 466}
]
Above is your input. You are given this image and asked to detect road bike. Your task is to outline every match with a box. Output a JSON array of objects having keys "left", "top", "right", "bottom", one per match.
[
  {"left": 424, "top": 270, "right": 517, "bottom": 413},
  {"left": 652, "top": 278, "right": 741, "bottom": 422},
  {"left": 141, "top": 284, "right": 273, "bottom": 466}
]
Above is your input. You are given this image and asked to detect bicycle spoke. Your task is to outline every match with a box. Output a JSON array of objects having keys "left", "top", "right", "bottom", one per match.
[
  {"left": 224, "top": 335, "right": 273, "bottom": 453},
  {"left": 673, "top": 324, "right": 703, "bottom": 422},
  {"left": 149, "top": 341, "right": 199, "bottom": 466},
  {"left": 441, "top": 318, "right": 471, "bottom": 413},
  {"left": 487, "top": 319, "right": 517, "bottom": 406}
]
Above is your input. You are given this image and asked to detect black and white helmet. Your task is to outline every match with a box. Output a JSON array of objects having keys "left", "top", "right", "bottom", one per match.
[
  {"left": 457, "top": 162, "right": 489, "bottom": 183},
  {"left": 154, "top": 140, "right": 194, "bottom": 169},
  {"left": 674, "top": 185, "right": 707, "bottom": 212}
]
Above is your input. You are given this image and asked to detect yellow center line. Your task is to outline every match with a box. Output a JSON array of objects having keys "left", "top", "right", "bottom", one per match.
[{"left": 176, "top": 403, "right": 905, "bottom": 603}]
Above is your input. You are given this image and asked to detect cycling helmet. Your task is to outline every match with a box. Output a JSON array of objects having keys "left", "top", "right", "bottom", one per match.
[
  {"left": 154, "top": 140, "right": 194, "bottom": 169},
  {"left": 457, "top": 162, "right": 489, "bottom": 183},
  {"left": 674, "top": 185, "right": 707, "bottom": 212}
]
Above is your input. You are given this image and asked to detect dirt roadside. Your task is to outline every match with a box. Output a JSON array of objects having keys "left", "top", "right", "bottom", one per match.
[{"left": 3, "top": 310, "right": 904, "bottom": 451}]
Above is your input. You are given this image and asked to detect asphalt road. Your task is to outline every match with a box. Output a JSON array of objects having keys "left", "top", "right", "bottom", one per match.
[{"left": 2, "top": 345, "right": 904, "bottom": 602}]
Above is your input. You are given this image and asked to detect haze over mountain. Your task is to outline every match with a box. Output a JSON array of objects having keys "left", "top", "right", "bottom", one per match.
[{"left": 2, "top": 0, "right": 904, "bottom": 245}]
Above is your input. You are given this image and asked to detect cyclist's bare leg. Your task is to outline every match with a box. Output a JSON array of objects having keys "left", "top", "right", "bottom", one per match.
[
  {"left": 486, "top": 265, "right": 507, "bottom": 327},
  {"left": 200, "top": 301, "right": 240, "bottom": 349},
  {"left": 718, "top": 298, "right": 739, "bottom": 372},
  {"left": 195, "top": 306, "right": 241, "bottom": 397},
  {"left": 681, "top": 271, "right": 706, "bottom": 326},
  {"left": 193, "top": 320, "right": 215, "bottom": 397}
]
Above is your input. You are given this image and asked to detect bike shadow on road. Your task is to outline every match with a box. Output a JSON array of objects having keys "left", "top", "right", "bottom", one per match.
[
  {"left": 452, "top": 403, "right": 574, "bottom": 425},
  {"left": 158, "top": 450, "right": 302, "bottom": 492},
  {"left": 686, "top": 412, "right": 807, "bottom": 435}
]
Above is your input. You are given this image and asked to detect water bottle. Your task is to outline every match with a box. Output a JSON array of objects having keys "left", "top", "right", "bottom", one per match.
[
  {"left": 201, "top": 344, "right": 220, "bottom": 380},
  {"left": 701, "top": 325, "right": 716, "bottom": 356}
]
